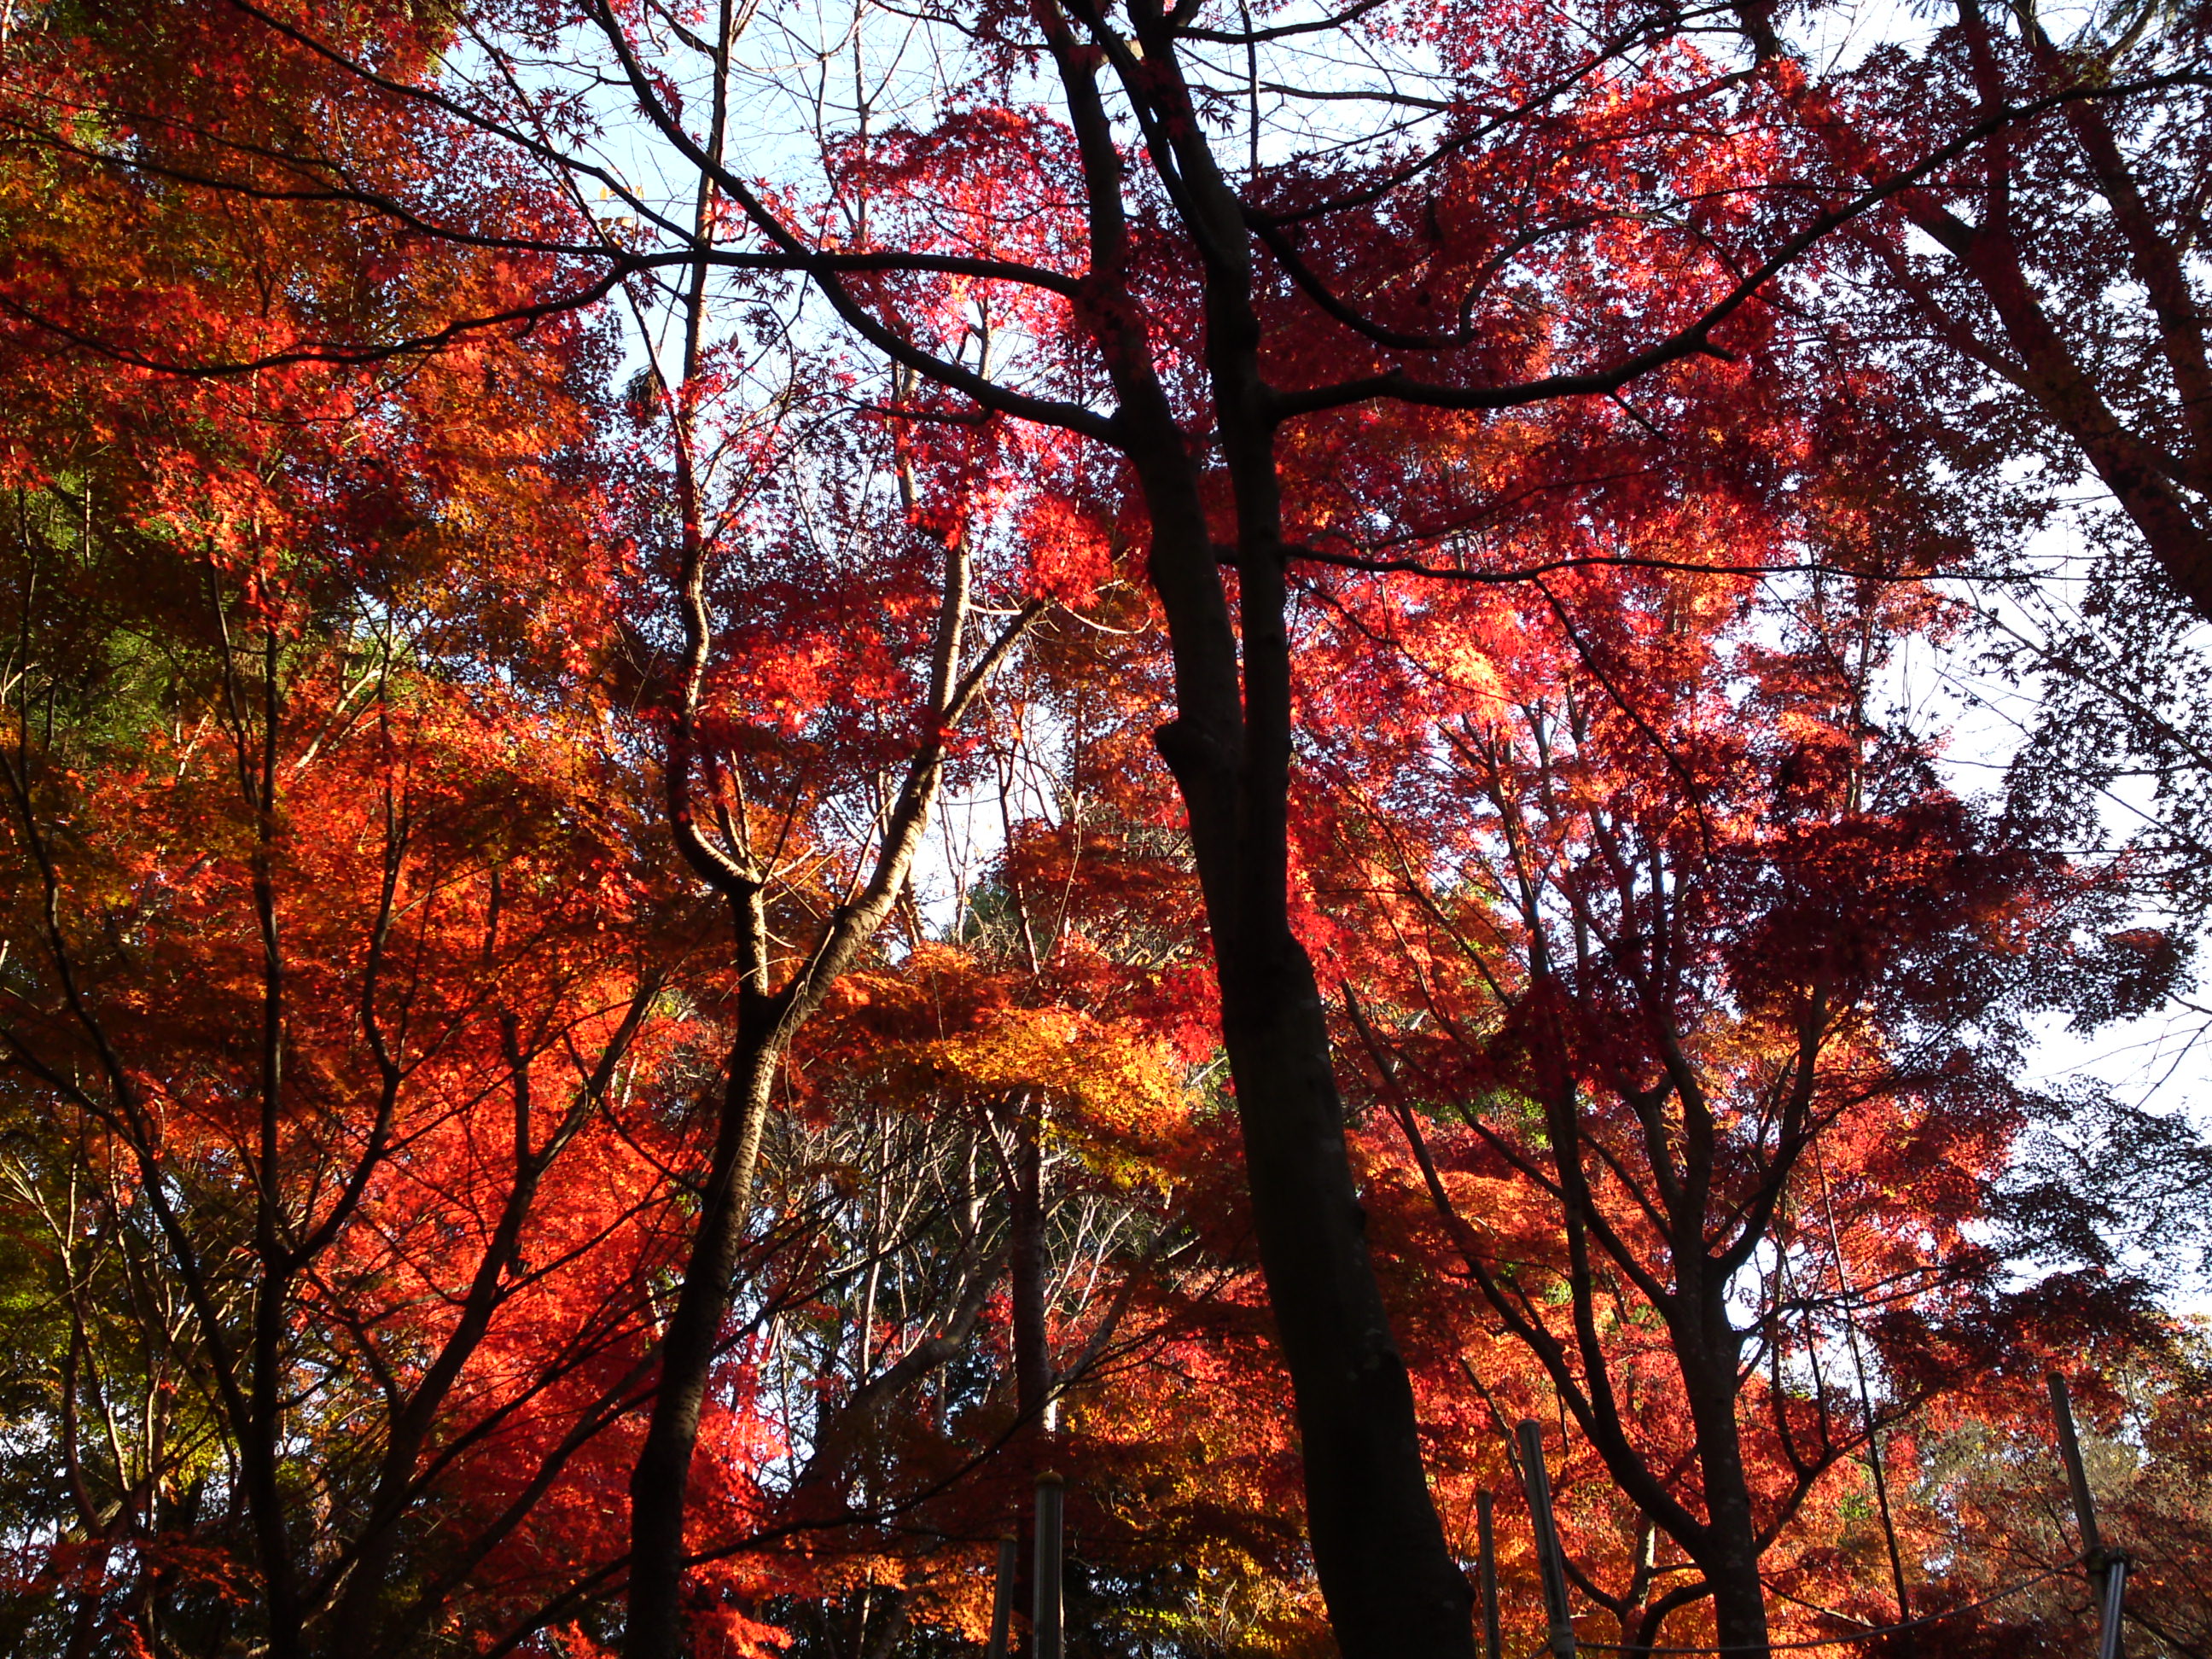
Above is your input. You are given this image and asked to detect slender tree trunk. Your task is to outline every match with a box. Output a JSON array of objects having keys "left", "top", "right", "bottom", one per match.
[
  {"left": 1676, "top": 1291, "right": 1769, "bottom": 1657},
  {"left": 1019, "top": 30, "right": 1470, "bottom": 1638},
  {"left": 1009, "top": 1096, "right": 1051, "bottom": 1429},
  {"left": 1126, "top": 421, "right": 1477, "bottom": 1657},
  {"left": 626, "top": 1024, "right": 780, "bottom": 1659}
]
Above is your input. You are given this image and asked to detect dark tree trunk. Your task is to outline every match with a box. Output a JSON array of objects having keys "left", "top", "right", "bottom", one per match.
[
  {"left": 626, "top": 1029, "right": 780, "bottom": 1659},
  {"left": 1009, "top": 1097, "right": 1052, "bottom": 1428},
  {"left": 1124, "top": 419, "right": 1478, "bottom": 1657},
  {"left": 1674, "top": 1280, "right": 1770, "bottom": 1656}
]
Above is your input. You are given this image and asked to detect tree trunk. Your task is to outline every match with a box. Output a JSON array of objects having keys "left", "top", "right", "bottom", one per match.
[
  {"left": 1676, "top": 1289, "right": 1769, "bottom": 1657},
  {"left": 1009, "top": 1096, "right": 1052, "bottom": 1429},
  {"left": 1129, "top": 422, "right": 1477, "bottom": 1657},
  {"left": 1217, "top": 937, "right": 1479, "bottom": 1656},
  {"left": 626, "top": 1028, "right": 780, "bottom": 1659}
]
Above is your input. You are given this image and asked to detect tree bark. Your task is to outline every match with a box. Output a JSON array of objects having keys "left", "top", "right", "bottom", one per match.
[
  {"left": 626, "top": 1029, "right": 783, "bottom": 1659},
  {"left": 1009, "top": 1095, "right": 1053, "bottom": 1429},
  {"left": 1120, "top": 415, "right": 1476, "bottom": 1658},
  {"left": 1674, "top": 1291, "right": 1770, "bottom": 1656}
]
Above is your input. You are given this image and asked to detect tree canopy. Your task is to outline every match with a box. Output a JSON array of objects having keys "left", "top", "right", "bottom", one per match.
[{"left": 1, "top": 3, "right": 2209, "bottom": 1658}]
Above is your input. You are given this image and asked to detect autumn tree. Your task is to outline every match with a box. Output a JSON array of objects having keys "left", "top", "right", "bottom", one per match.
[
  {"left": 0, "top": 374, "right": 707, "bottom": 1657},
  {"left": 592, "top": 216, "right": 1081, "bottom": 1650},
  {"left": 0, "top": 18, "right": 714, "bottom": 1651},
  {"left": 249, "top": 8, "right": 1941, "bottom": 1645},
  {"left": 1804, "top": 0, "right": 2212, "bottom": 1360},
  {"left": 9, "top": 2, "right": 2206, "bottom": 1654},
  {"left": 1303, "top": 456, "right": 2164, "bottom": 1652},
  {"left": 1819, "top": 0, "right": 2212, "bottom": 614}
]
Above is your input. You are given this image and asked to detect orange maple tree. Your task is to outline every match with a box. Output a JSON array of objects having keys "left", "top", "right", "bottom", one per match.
[{"left": 3, "top": 4, "right": 2209, "bottom": 1659}]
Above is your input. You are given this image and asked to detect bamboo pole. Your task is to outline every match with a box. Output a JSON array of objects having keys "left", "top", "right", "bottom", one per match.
[
  {"left": 985, "top": 1535, "right": 1016, "bottom": 1659},
  {"left": 1517, "top": 1421, "right": 1576, "bottom": 1659},
  {"left": 1033, "top": 1472, "right": 1063, "bottom": 1659},
  {"left": 2050, "top": 1371, "right": 2125, "bottom": 1659},
  {"left": 2048, "top": 1372, "right": 2104, "bottom": 1570},
  {"left": 1477, "top": 1488, "right": 1503, "bottom": 1659},
  {"left": 2098, "top": 1554, "right": 2130, "bottom": 1659}
]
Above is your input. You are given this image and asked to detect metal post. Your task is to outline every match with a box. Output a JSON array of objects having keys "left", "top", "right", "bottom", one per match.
[
  {"left": 985, "top": 1534, "right": 1016, "bottom": 1659},
  {"left": 1477, "top": 1488, "right": 1503, "bottom": 1659},
  {"left": 2097, "top": 1553, "right": 2129, "bottom": 1659},
  {"left": 1033, "top": 1471, "right": 1063, "bottom": 1659},
  {"left": 1517, "top": 1420, "right": 1577, "bottom": 1659}
]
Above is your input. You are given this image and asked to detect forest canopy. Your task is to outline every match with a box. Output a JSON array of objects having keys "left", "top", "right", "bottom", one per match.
[{"left": 1, "top": 2, "right": 2209, "bottom": 1658}]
